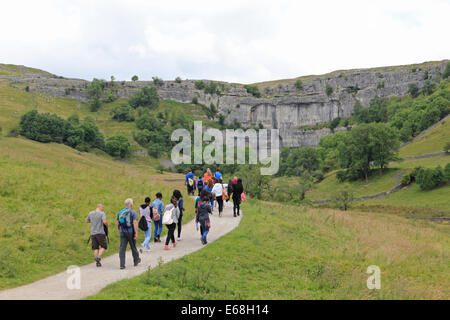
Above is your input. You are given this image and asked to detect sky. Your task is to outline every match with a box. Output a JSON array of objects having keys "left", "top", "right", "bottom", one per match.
[{"left": 1, "top": 0, "right": 449, "bottom": 83}]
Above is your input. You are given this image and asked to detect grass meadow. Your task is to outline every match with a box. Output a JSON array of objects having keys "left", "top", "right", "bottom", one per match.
[
  {"left": 0, "top": 137, "right": 194, "bottom": 289},
  {"left": 88, "top": 199, "right": 449, "bottom": 300}
]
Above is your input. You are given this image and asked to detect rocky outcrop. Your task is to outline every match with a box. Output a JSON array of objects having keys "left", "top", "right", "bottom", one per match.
[{"left": 2, "top": 60, "right": 448, "bottom": 148}]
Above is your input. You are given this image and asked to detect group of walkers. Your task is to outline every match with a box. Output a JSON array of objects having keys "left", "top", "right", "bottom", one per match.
[{"left": 86, "top": 168, "right": 244, "bottom": 269}]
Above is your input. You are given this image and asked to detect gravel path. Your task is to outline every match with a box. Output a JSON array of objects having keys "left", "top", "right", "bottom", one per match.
[{"left": 0, "top": 200, "right": 241, "bottom": 300}]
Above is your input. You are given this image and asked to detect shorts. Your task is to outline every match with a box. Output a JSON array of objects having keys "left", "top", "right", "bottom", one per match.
[{"left": 91, "top": 234, "right": 107, "bottom": 250}]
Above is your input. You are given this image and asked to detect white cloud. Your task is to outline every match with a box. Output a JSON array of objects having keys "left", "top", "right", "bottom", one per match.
[{"left": 0, "top": 0, "right": 448, "bottom": 83}]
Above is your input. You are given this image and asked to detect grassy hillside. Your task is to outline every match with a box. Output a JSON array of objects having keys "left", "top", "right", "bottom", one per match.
[
  {"left": 0, "top": 136, "right": 193, "bottom": 289},
  {"left": 399, "top": 119, "right": 450, "bottom": 157},
  {"left": 88, "top": 199, "right": 449, "bottom": 300}
]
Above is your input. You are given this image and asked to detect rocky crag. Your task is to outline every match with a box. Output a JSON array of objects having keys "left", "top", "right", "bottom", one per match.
[{"left": 1, "top": 60, "right": 447, "bottom": 148}]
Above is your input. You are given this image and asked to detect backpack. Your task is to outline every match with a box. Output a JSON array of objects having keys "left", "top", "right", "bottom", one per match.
[
  {"left": 241, "top": 193, "right": 246, "bottom": 202},
  {"left": 188, "top": 177, "right": 194, "bottom": 187},
  {"left": 118, "top": 208, "right": 133, "bottom": 229},
  {"left": 222, "top": 184, "right": 229, "bottom": 201},
  {"left": 151, "top": 206, "right": 160, "bottom": 221},
  {"left": 162, "top": 207, "right": 175, "bottom": 225},
  {"left": 197, "top": 179, "right": 204, "bottom": 189},
  {"left": 138, "top": 215, "right": 148, "bottom": 231}
]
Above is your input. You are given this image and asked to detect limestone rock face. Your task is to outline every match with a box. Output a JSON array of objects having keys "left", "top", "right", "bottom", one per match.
[{"left": 3, "top": 60, "right": 448, "bottom": 148}]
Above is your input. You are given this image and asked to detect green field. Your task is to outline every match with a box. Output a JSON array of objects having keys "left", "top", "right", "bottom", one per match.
[
  {"left": 0, "top": 137, "right": 193, "bottom": 289},
  {"left": 88, "top": 199, "right": 449, "bottom": 300},
  {"left": 399, "top": 119, "right": 450, "bottom": 157}
]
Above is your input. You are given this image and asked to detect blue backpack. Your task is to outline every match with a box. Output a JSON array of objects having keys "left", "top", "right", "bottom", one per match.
[
  {"left": 118, "top": 208, "right": 133, "bottom": 229},
  {"left": 197, "top": 179, "right": 204, "bottom": 190}
]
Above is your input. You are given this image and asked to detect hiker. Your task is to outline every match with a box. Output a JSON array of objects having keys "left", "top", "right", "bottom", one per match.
[
  {"left": 203, "top": 168, "right": 213, "bottom": 183},
  {"left": 173, "top": 189, "right": 184, "bottom": 241},
  {"left": 139, "top": 197, "right": 152, "bottom": 252},
  {"left": 205, "top": 178, "right": 215, "bottom": 211},
  {"left": 214, "top": 169, "right": 223, "bottom": 181},
  {"left": 226, "top": 177, "right": 234, "bottom": 202},
  {"left": 185, "top": 169, "right": 195, "bottom": 196},
  {"left": 163, "top": 195, "right": 180, "bottom": 250},
  {"left": 86, "top": 204, "right": 108, "bottom": 267},
  {"left": 232, "top": 178, "right": 244, "bottom": 217},
  {"left": 151, "top": 193, "right": 164, "bottom": 243},
  {"left": 212, "top": 177, "right": 225, "bottom": 217},
  {"left": 195, "top": 190, "right": 212, "bottom": 245},
  {"left": 197, "top": 176, "right": 205, "bottom": 196},
  {"left": 117, "top": 198, "right": 140, "bottom": 269}
]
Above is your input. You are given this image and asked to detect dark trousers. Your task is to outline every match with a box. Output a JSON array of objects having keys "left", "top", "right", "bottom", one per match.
[
  {"left": 165, "top": 223, "right": 176, "bottom": 245},
  {"left": 119, "top": 232, "right": 140, "bottom": 268},
  {"left": 233, "top": 198, "right": 241, "bottom": 216},
  {"left": 177, "top": 214, "right": 183, "bottom": 238},
  {"left": 216, "top": 196, "right": 224, "bottom": 213}
]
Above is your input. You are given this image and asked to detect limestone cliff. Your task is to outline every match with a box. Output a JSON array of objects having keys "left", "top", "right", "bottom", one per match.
[{"left": 2, "top": 60, "right": 448, "bottom": 148}]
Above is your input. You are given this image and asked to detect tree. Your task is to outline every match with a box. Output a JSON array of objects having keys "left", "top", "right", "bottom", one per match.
[
  {"left": 368, "top": 123, "right": 400, "bottom": 174},
  {"left": 110, "top": 103, "right": 135, "bottom": 122},
  {"left": 442, "top": 62, "right": 450, "bottom": 79},
  {"left": 194, "top": 80, "right": 205, "bottom": 90},
  {"left": 298, "top": 172, "right": 314, "bottom": 201},
  {"left": 295, "top": 79, "right": 303, "bottom": 90},
  {"left": 129, "top": 86, "right": 160, "bottom": 109},
  {"left": 175, "top": 77, "right": 182, "bottom": 83},
  {"left": 131, "top": 75, "right": 139, "bottom": 82},
  {"left": 105, "top": 135, "right": 130, "bottom": 158},
  {"left": 86, "top": 78, "right": 105, "bottom": 112},
  {"left": 332, "top": 186, "right": 354, "bottom": 211}
]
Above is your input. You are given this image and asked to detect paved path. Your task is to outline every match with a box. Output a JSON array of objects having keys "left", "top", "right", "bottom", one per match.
[{"left": 0, "top": 201, "right": 241, "bottom": 300}]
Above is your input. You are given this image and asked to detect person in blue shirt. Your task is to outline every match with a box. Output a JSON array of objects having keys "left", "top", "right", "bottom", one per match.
[
  {"left": 214, "top": 169, "right": 223, "bottom": 182},
  {"left": 116, "top": 198, "right": 140, "bottom": 269},
  {"left": 185, "top": 169, "right": 195, "bottom": 195},
  {"left": 151, "top": 192, "right": 164, "bottom": 243}
]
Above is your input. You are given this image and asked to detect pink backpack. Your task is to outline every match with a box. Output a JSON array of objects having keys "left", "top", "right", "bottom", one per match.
[{"left": 241, "top": 193, "right": 246, "bottom": 202}]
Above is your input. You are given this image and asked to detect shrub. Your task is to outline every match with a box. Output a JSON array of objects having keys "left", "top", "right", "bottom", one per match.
[
  {"left": 326, "top": 83, "right": 333, "bottom": 96},
  {"left": 175, "top": 77, "right": 182, "bottom": 83},
  {"left": 105, "top": 135, "right": 130, "bottom": 158},
  {"left": 401, "top": 173, "right": 411, "bottom": 186},
  {"left": 445, "top": 163, "right": 450, "bottom": 180},
  {"left": 152, "top": 76, "right": 164, "bottom": 86},
  {"left": 295, "top": 80, "right": 303, "bottom": 90},
  {"left": 416, "top": 166, "right": 445, "bottom": 190},
  {"left": 129, "top": 86, "right": 159, "bottom": 109},
  {"left": 7, "top": 126, "right": 20, "bottom": 137},
  {"left": 442, "top": 62, "right": 450, "bottom": 79},
  {"left": 328, "top": 117, "right": 341, "bottom": 131},
  {"left": 408, "top": 83, "right": 419, "bottom": 98},
  {"left": 243, "top": 85, "right": 261, "bottom": 98},
  {"left": 102, "top": 89, "right": 117, "bottom": 103},
  {"left": 444, "top": 141, "right": 450, "bottom": 153},
  {"left": 332, "top": 187, "right": 354, "bottom": 211},
  {"left": 110, "top": 103, "right": 135, "bottom": 122},
  {"left": 192, "top": 96, "right": 198, "bottom": 105},
  {"left": 204, "top": 82, "right": 219, "bottom": 95},
  {"left": 194, "top": 80, "right": 205, "bottom": 90},
  {"left": 377, "top": 81, "right": 385, "bottom": 89}
]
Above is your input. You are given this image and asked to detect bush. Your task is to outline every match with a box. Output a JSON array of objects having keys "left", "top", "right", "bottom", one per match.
[
  {"left": 129, "top": 86, "right": 159, "bottom": 109},
  {"left": 204, "top": 82, "right": 219, "bottom": 95},
  {"left": 194, "top": 81, "right": 205, "bottom": 90},
  {"left": 401, "top": 173, "right": 411, "bottom": 186},
  {"left": 444, "top": 141, "right": 450, "bottom": 153},
  {"left": 175, "top": 77, "right": 182, "bottom": 83},
  {"left": 192, "top": 96, "right": 198, "bottom": 105},
  {"left": 332, "top": 187, "right": 354, "bottom": 211},
  {"left": 105, "top": 135, "right": 130, "bottom": 158},
  {"left": 442, "top": 62, "right": 450, "bottom": 79},
  {"left": 152, "top": 76, "right": 164, "bottom": 86},
  {"left": 243, "top": 85, "right": 261, "bottom": 98},
  {"left": 416, "top": 166, "right": 445, "bottom": 190},
  {"left": 408, "top": 83, "right": 419, "bottom": 98},
  {"left": 7, "top": 126, "right": 20, "bottom": 137},
  {"left": 110, "top": 103, "right": 135, "bottom": 122},
  {"left": 102, "top": 89, "right": 117, "bottom": 103},
  {"left": 295, "top": 80, "right": 303, "bottom": 90},
  {"left": 445, "top": 163, "right": 450, "bottom": 180},
  {"left": 326, "top": 84, "right": 333, "bottom": 96}
]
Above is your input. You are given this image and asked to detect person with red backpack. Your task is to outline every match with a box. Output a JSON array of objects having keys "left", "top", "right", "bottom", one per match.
[{"left": 195, "top": 190, "right": 212, "bottom": 245}]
